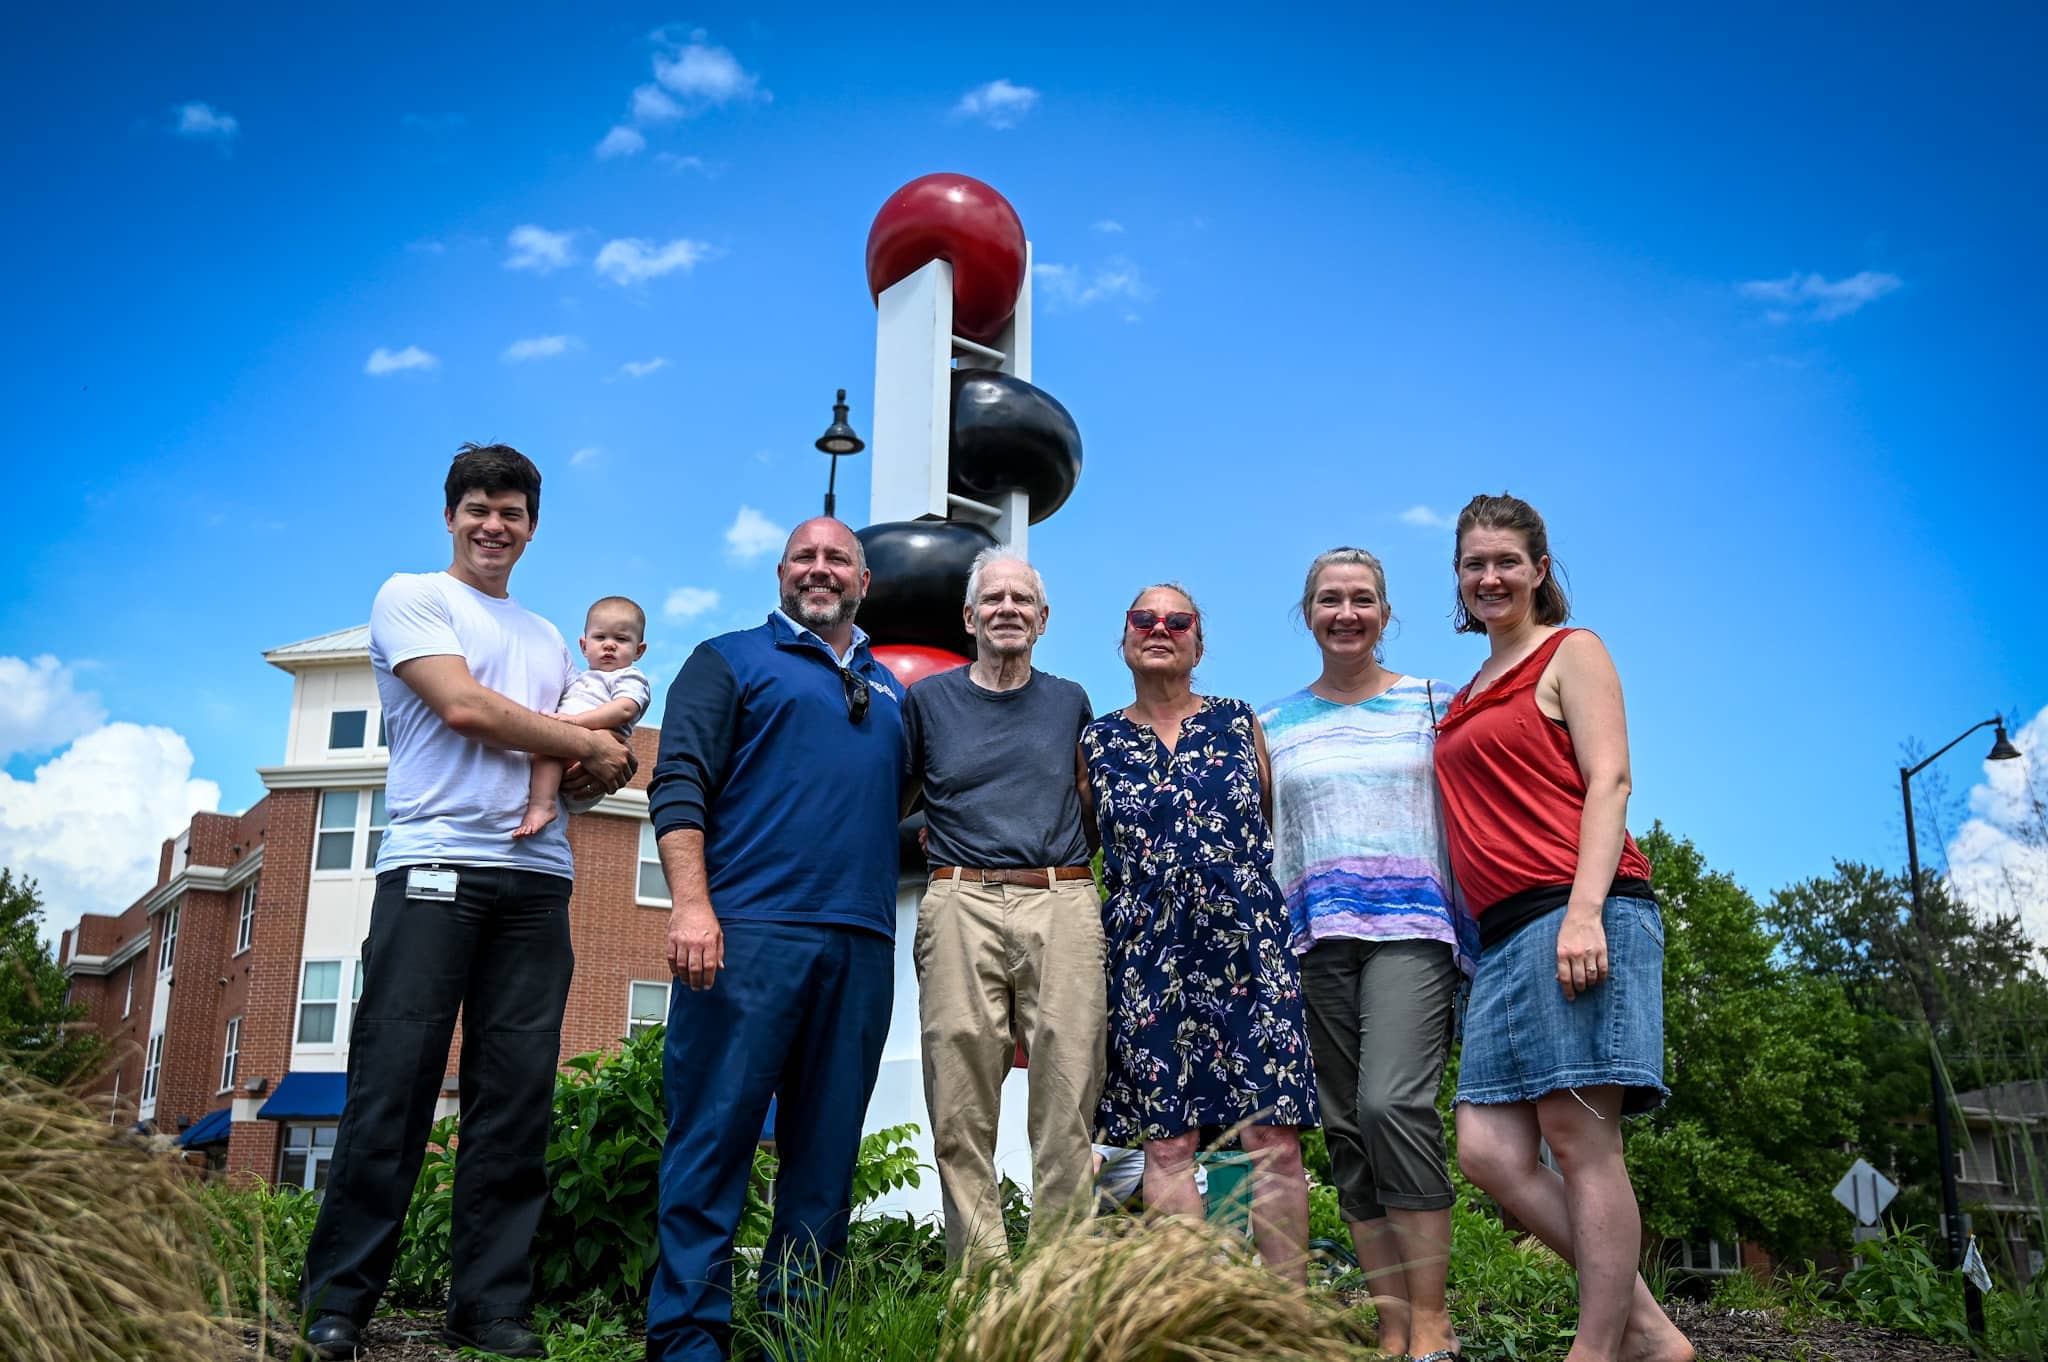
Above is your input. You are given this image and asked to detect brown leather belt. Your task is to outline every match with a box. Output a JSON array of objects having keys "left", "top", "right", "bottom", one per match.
[{"left": 929, "top": 865, "right": 1094, "bottom": 889}]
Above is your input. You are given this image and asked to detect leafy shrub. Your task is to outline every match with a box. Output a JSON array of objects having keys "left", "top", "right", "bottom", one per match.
[
  {"left": 1839, "top": 1224, "right": 1967, "bottom": 1345},
  {"left": 199, "top": 1177, "right": 319, "bottom": 1323},
  {"left": 1444, "top": 1198, "right": 1578, "bottom": 1361},
  {"left": 531, "top": 1028, "right": 668, "bottom": 1304},
  {"left": 388, "top": 1115, "right": 457, "bottom": 1305}
]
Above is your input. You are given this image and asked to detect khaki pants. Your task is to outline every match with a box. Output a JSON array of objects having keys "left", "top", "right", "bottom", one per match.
[{"left": 913, "top": 873, "right": 1107, "bottom": 1270}]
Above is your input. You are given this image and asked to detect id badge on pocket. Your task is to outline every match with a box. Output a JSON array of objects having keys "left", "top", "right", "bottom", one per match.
[{"left": 406, "top": 867, "right": 458, "bottom": 903}]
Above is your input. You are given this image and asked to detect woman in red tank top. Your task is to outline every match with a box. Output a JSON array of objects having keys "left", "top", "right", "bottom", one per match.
[{"left": 1433, "top": 494, "right": 1692, "bottom": 1362}]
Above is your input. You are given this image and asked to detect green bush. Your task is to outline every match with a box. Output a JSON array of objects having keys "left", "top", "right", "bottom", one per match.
[
  {"left": 199, "top": 1177, "right": 319, "bottom": 1323},
  {"left": 531, "top": 1028, "right": 669, "bottom": 1304},
  {"left": 1444, "top": 1198, "right": 1578, "bottom": 1361},
  {"left": 1839, "top": 1225, "right": 1966, "bottom": 1345},
  {"left": 388, "top": 1115, "right": 457, "bottom": 1305}
]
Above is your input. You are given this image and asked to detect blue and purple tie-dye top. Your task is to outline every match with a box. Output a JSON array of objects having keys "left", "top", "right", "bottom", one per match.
[{"left": 1258, "top": 677, "right": 1477, "bottom": 973}]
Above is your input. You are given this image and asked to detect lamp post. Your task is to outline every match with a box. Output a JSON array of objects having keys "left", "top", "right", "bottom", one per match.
[
  {"left": 815, "top": 388, "right": 865, "bottom": 519},
  {"left": 1900, "top": 716, "right": 2022, "bottom": 1337}
]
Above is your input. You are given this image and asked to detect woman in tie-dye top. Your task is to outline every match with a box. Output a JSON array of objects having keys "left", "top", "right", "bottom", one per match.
[{"left": 1258, "top": 547, "right": 1472, "bottom": 1362}]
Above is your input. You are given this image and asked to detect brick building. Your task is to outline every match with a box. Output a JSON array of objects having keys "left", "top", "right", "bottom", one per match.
[
  {"left": 60, "top": 624, "right": 673, "bottom": 1187},
  {"left": 59, "top": 623, "right": 1017, "bottom": 1214}
]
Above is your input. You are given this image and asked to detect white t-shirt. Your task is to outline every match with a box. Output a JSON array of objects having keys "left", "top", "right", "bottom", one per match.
[
  {"left": 370, "top": 571, "right": 578, "bottom": 877},
  {"left": 560, "top": 665, "right": 651, "bottom": 731}
]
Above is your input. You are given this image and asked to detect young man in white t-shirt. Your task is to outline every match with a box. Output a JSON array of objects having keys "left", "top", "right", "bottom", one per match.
[{"left": 299, "top": 443, "right": 634, "bottom": 1362}]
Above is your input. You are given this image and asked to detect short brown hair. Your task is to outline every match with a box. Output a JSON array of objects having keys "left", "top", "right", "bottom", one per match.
[
  {"left": 1451, "top": 493, "right": 1570, "bottom": 634},
  {"left": 445, "top": 442, "right": 542, "bottom": 523},
  {"left": 586, "top": 595, "right": 646, "bottom": 639}
]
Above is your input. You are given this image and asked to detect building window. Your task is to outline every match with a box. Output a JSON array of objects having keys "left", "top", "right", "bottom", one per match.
[
  {"left": 328, "top": 709, "right": 368, "bottom": 750},
  {"left": 637, "top": 823, "right": 670, "bottom": 905},
  {"left": 315, "top": 790, "right": 359, "bottom": 871},
  {"left": 279, "top": 1124, "right": 338, "bottom": 1192},
  {"left": 365, "top": 788, "right": 389, "bottom": 868},
  {"left": 122, "top": 962, "right": 135, "bottom": 1018},
  {"left": 236, "top": 878, "right": 258, "bottom": 954},
  {"left": 298, "top": 961, "right": 343, "bottom": 1044},
  {"left": 142, "top": 1031, "right": 164, "bottom": 1105},
  {"left": 1677, "top": 1238, "right": 1741, "bottom": 1275},
  {"left": 377, "top": 712, "right": 388, "bottom": 748},
  {"left": 629, "top": 981, "right": 669, "bottom": 1039},
  {"left": 220, "top": 1016, "right": 242, "bottom": 1091},
  {"left": 158, "top": 902, "right": 180, "bottom": 973}
]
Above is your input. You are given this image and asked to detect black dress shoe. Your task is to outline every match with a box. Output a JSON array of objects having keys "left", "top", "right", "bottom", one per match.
[
  {"left": 302, "top": 1313, "right": 363, "bottom": 1360},
  {"left": 440, "top": 1317, "right": 544, "bottom": 1358}
]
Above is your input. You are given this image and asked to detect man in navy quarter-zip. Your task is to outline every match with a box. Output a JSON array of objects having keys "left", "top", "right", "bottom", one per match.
[{"left": 643, "top": 516, "right": 906, "bottom": 1362}]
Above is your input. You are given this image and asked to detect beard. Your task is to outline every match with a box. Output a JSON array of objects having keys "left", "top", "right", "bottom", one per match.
[{"left": 781, "top": 581, "right": 863, "bottom": 632}]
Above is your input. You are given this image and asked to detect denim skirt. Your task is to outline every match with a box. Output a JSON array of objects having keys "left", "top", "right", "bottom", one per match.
[{"left": 1456, "top": 894, "right": 1668, "bottom": 1116}]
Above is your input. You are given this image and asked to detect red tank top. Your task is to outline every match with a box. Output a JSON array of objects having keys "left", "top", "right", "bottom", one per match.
[{"left": 1432, "top": 628, "right": 1653, "bottom": 915}]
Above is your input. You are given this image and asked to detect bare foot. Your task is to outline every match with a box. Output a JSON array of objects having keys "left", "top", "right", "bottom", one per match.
[
  {"left": 513, "top": 802, "right": 557, "bottom": 838},
  {"left": 1619, "top": 1315, "right": 1695, "bottom": 1362}
]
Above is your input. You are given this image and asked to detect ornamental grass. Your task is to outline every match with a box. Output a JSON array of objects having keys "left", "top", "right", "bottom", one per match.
[
  {"left": 940, "top": 1213, "right": 1380, "bottom": 1362},
  {"left": 0, "top": 1065, "right": 245, "bottom": 1362}
]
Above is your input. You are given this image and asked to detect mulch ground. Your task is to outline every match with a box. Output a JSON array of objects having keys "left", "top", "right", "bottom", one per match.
[
  {"left": 250, "top": 1303, "right": 1979, "bottom": 1362},
  {"left": 1665, "top": 1300, "right": 1975, "bottom": 1362}
]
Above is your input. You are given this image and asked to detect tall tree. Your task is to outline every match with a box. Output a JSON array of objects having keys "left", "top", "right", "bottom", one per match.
[
  {"left": 0, "top": 869, "right": 107, "bottom": 1087},
  {"left": 1766, "top": 860, "right": 2048, "bottom": 1229},
  {"left": 1624, "top": 827, "right": 1865, "bottom": 1262}
]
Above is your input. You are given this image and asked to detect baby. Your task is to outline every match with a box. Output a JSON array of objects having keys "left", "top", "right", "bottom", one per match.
[{"left": 516, "top": 595, "right": 652, "bottom": 838}]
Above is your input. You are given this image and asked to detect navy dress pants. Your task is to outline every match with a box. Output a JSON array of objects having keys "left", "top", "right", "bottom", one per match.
[{"left": 645, "top": 920, "right": 894, "bottom": 1362}]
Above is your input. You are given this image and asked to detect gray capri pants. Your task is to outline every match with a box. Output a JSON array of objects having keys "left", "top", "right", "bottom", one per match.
[{"left": 1299, "top": 937, "right": 1460, "bottom": 1221}]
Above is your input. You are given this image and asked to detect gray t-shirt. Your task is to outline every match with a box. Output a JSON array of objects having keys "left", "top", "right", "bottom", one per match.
[{"left": 903, "top": 666, "right": 1094, "bottom": 870}]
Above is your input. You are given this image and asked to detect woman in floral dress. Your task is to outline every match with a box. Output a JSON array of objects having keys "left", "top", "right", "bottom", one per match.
[{"left": 1078, "top": 582, "right": 1318, "bottom": 1282}]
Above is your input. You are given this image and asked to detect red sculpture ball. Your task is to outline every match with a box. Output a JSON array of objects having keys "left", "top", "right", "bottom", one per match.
[
  {"left": 871, "top": 643, "right": 970, "bottom": 690},
  {"left": 866, "top": 173, "right": 1028, "bottom": 344}
]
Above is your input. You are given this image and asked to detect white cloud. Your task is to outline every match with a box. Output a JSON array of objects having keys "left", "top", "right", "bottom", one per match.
[
  {"left": 1032, "top": 259, "right": 1149, "bottom": 311},
  {"left": 953, "top": 78, "right": 1040, "bottom": 129},
  {"left": 632, "top": 84, "right": 685, "bottom": 123},
  {"left": 505, "top": 224, "right": 576, "bottom": 273},
  {"left": 364, "top": 345, "right": 438, "bottom": 376},
  {"left": 664, "top": 587, "right": 721, "bottom": 620},
  {"left": 0, "top": 722, "right": 221, "bottom": 945},
  {"left": 0, "top": 656, "right": 107, "bottom": 761},
  {"left": 653, "top": 37, "right": 767, "bottom": 106},
  {"left": 501, "top": 334, "right": 581, "bottom": 363},
  {"left": 595, "top": 125, "right": 646, "bottom": 159},
  {"left": 570, "top": 446, "right": 600, "bottom": 466},
  {"left": 724, "top": 505, "right": 785, "bottom": 562},
  {"left": 655, "top": 152, "right": 709, "bottom": 174},
  {"left": 1738, "top": 270, "right": 1904, "bottom": 322},
  {"left": 173, "top": 102, "right": 239, "bottom": 140},
  {"left": 595, "top": 237, "right": 711, "bottom": 285},
  {"left": 1399, "top": 504, "right": 1455, "bottom": 530},
  {"left": 1946, "top": 706, "right": 2048, "bottom": 942},
  {"left": 1091, "top": 219, "right": 1126, "bottom": 234},
  {"left": 619, "top": 357, "right": 669, "bottom": 378}
]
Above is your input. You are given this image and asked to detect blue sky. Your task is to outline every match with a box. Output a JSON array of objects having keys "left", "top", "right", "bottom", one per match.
[{"left": 4, "top": 5, "right": 2043, "bottom": 943}]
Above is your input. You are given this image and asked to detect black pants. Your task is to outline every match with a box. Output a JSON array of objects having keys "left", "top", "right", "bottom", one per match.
[{"left": 299, "top": 865, "right": 574, "bottom": 1327}]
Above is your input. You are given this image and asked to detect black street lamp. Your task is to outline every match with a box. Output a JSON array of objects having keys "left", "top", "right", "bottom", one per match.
[
  {"left": 1900, "top": 716, "right": 2022, "bottom": 1337},
  {"left": 815, "top": 388, "right": 865, "bottom": 518}
]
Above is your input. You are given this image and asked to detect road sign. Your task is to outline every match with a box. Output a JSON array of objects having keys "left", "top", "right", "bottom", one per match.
[{"left": 1833, "top": 1158, "right": 1899, "bottom": 1226}]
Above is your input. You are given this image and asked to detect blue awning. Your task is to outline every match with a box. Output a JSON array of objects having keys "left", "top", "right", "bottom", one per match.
[
  {"left": 258, "top": 1071, "right": 347, "bottom": 1121},
  {"left": 177, "top": 1107, "right": 233, "bottom": 1146}
]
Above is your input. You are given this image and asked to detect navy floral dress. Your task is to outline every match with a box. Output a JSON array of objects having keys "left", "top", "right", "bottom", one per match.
[{"left": 1082, "top": 696, "right": 1319, "bottom": 1145}]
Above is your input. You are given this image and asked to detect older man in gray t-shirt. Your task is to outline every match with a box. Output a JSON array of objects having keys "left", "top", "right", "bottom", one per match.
[{"left": 901, "top": 548, "right": 1105, "bottom": 1270}]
